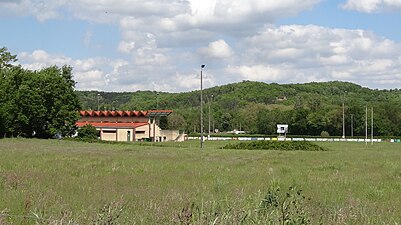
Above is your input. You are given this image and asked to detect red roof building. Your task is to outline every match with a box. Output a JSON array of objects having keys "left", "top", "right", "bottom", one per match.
[{"left": 76, "top": 110, "right": 184, "bottom": 142}]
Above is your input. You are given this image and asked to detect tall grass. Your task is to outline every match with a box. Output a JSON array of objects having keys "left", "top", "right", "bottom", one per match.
[{"left": 1, "top": 138, "right": 401, "bottom": 224}]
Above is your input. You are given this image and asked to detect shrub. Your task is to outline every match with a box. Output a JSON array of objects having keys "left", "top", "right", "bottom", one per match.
[
  {"left": 222, "top": 140, "right": 327, "bottom": 151},
  {"left": 320, "top": 131, "right": 330, "bottom": 137},
  {"left": 77, "top": 124, "right": 98, "bottom": 140},
  {"left": 259, "top": 185, "right": 311, "bottom": 224}
]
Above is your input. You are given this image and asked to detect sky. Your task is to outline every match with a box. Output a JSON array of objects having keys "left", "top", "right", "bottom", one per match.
[{"left": 1, "top": 0, "right": 401, "bottom": 92}]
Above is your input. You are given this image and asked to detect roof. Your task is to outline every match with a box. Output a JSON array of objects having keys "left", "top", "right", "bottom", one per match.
[
  {"left": 79, "top": 110, "right": 173, "bottom": 117},
  {"left": 147, "top": 109, "right": 173, "bottom": 117},
  {"left": 76, "top": 121, "right": 148, "bottom": 129}
]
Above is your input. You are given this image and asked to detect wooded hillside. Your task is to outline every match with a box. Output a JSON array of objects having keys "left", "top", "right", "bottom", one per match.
[{"left": 76, "top": 81, "right": 401, "bottom": 137}]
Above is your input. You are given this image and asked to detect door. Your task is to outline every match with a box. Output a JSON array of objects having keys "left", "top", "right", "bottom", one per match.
[{"left": 127, "top": 131, "right": 131, "bottom": 142}]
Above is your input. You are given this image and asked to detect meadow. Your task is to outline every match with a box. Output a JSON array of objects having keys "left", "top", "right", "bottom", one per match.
[{"left": 1, "top": 138, "right": 401, "bottom": 224}]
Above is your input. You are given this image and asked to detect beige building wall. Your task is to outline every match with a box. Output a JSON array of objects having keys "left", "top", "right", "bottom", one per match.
[
  {"left": 117, "top": 129, "right": 134, "bottom": 142},
  {"left": 160, "top": 130, "right": 185, "bottom": 142},
  {"left": 134, "top": 122, "right": 162, "bottom": 142},
  {"left": 134, "top": 125, "right": 150, "bottom": 141},
  {"left": 101, "top": 129, "right": 117, "bottom": 141},
  {"left": 81, "top": 114, "right": 186, "bottom": 142}
]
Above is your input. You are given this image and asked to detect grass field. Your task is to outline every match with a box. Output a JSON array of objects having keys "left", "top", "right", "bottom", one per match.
[{"left": 1, "top": 138, "right": 401, "bottom": 224}]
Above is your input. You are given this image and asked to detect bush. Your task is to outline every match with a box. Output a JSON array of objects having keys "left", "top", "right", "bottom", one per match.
[
  {"left": 222, "top": 140, "right": 327, "bottom": 151},
  {"left": 320, "top": 131, "right": 330, "bottom": 137},
  {"left": 77, "top": 124, "right": 98, "bottom": 140}
]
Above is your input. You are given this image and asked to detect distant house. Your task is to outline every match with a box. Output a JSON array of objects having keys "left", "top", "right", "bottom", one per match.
[{"left": 76, "top": 110, "right": 185, "bottom": 142}]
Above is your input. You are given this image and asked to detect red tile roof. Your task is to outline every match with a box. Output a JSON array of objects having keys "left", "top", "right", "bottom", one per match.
[
  {"left": 79, "top": 110, "right": 173, "bottom": 117},
  {"left": 76, "top": 121, "right": 148, "bottom": 128}
]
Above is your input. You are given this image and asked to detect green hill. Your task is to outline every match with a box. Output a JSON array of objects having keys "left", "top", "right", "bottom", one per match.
[{"left": 76, "top": 81, "right": 401, "bottom": 137}]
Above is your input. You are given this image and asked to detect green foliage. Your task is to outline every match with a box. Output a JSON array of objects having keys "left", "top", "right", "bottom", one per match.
[
  {"left": 173, "top": 184, "right": 312, "bottom": 224},
  {"left": 259, "top": 185, "right": 311, "bottom": 224},
  {"left": 75, "top": 79, "right": 401, "bottom": 137},
  {"left": 320, "top": 131, "right": 330, "bottom": 137},
  {"left": 0, "top": 48, "right": 80, "bottom": 138},
  {"left": 0, "top": 47, "right": 17, "bottom": 69},
  {"left": 222, "top": 140, "right": 327, "bottom": 151},
  {"left": 77, "top": 124, "right": 98, "bottom": 140},
  {"left": 93, "top": 200, "right": 125, "bottom": 225}
]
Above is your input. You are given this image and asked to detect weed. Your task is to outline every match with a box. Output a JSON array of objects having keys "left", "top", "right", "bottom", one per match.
[
  {"left": 0, "top": 209, "right": 10, "bottom": 225},
  {"left": 93, "top": 199, "right": 125, "bottom": 225},
  {"left": 174, "top": 202, "right": 195, "bottom": 225},
  {"left": 1, "top": 172, "right": 21, "bottom": 190},
  {"left": 259, "top": 185, "right": 311, "bottom": 225},
  {"left": 172, "top": 184, "right": 312, "bottom": 225}
]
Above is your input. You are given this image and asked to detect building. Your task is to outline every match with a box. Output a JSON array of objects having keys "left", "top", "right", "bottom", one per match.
[{"left": 76, "top": 110, "right": 185, "bottom": 142}]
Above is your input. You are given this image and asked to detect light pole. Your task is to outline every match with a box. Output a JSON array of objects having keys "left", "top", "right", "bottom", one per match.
[
  {"left": 365, "top": 105, "right": 368, "bottom": 145},
  {"left": 97, "top": 93, "right": 100, "bottom": 111},
  {"left": 200, "top": 65, "right": 205, "bottom": 148},
  {"left": 342, "top": 92, "right": 347, "bottom": 139},
  {"left": 350, "top": 114, "right": 354, "bottom": 137},
  {"left": 208, "top": 94, "right": 213, "bottom": 139},
  {"left": 156, "top": 92, "right": 159, "bottom": 109},
  {"left": 371, "top": 107, "right": 374, "bottom": 145}
]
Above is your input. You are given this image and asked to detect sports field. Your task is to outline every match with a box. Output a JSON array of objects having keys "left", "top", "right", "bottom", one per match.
[{"left": 0, "top": 138, "right": 400, "bottom": 224}]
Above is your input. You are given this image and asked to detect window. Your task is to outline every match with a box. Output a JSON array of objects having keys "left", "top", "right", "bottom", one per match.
[{"left": 103, "top": 130, "right": 116, "bottom": 133}]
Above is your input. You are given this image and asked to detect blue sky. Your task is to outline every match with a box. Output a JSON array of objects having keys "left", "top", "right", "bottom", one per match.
[{"left": 1, "top": 0, "right": 401, "bottom": 92}]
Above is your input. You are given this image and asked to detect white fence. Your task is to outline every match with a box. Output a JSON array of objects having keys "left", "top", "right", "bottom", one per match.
[{"left": 187, "top": 136, "right": 401, "bottom": 143}]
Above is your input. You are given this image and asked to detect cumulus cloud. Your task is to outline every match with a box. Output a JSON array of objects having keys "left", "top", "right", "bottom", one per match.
[
  {"left": 0, "top": 0, "right": 64, "bottom": 21},
  {"left": 342, "top": 0, "right": 401, "bottom": 13},
  {"left": 16, "top": 22, "right": 401, "bottom": 92},
  {"left": 18, "top": 50, "right": 129, "bottom": 90},
  {"left": 235, "top": 25, "right": 401, "bottom": 87},
  {"left": 226, "top": 64, "right": 286, "bottom": 81},
  {"left": 199, "top": 40, "right": 234, "bottom": 59},
  {"left": 6, "top": 0, "right": 401, "bottom": 91},
  {"left": 19, "top": 50, "right": 72, "bottom": 70}
]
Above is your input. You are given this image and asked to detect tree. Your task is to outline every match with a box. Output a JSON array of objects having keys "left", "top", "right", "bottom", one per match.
[
  {"left": 221, "top": 112, "right": 232, "bottom": 131},
  {"left": 167, "top": 112, "right": 187, "bottom": 130},
  {"left": 0, "top": 47, "right": 17, "bottom": 69},
  {"left": 36, "top": 66, "right": 81, "bottom": 138},
  {"left": 0, "top": 49, "right": 81, "bottom": 138},
  {"left": 290, "top": 108, "right": 310, "bottom": 135}
]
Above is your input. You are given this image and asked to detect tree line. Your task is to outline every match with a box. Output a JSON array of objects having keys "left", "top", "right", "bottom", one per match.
[
  {"left": 78, "top": 81, "right": 401, "bottom": 137},
  {"left": 2, "top": 46, "right": 400, "bottom": 138},
  {"left": 0, "top": 47, "right": 80, "bottom": 138}
]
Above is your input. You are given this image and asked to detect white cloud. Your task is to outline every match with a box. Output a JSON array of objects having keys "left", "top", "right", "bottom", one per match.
[
  {"left": 226, "top": 64, "right": 286, "bottom": 82},
  {"left": 342, "top": 0, "right": 401, "bottom": 13},
  {"left": 199, "top": 40, "right": 234, "bottom": 59},
  {"left": 6, "top": 1, "right": 401, "bottom": 91},
  {"left": 0, "top": 0, "right": 65, "bottom": 21},
  {"left": 19, "top": 50, "right": 72, "bottom": 70},
  {"left": 118, "top": 41, "right": 136, "bottom": 54},
  {"left": 18, "top": 50, "right": 130, "bottom": 90},
  {"left": 16, "top": 21, "right": 401, "bottom": 92},
  {"left": 232, "top": 24, "right": 401, "bottom": 87}
]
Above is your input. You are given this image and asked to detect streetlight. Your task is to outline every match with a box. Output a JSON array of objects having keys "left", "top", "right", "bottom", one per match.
[
  {"left": 342, "top": 91, "right": 347, "bottom": 139},
  {"left": 97, "top": 93, "right": 100, "bottom": 111},
  {"left": 371, "top": 107, "right": 374, "bottom": 145},
  {"left": 208, "top": 94, "right": 213, "bottom": 139},
  {"left": 156, "top": 92, "right": 159, "bottom": 109},
  {"left": 350, "top": 114, "right": 354, "bottom": 137},
  {"left": 342, "top": 102, "right": 345, "bottom": 139},
  {"left": 200, "top": 65, "right": 205, "bottom": 148}
]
